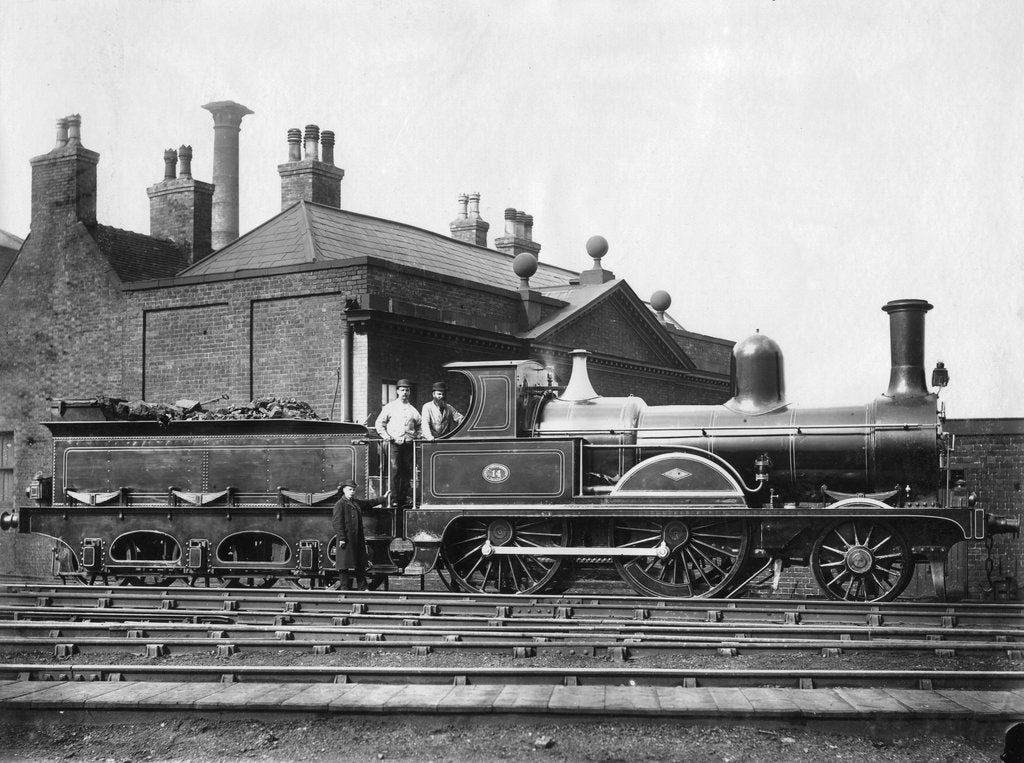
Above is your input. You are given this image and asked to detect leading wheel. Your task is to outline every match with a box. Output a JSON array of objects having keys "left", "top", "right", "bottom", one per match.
[
  {"left": 613, "top": 518, "right": 750, "bottom": 598},
  {"left": 441, "top": 517, "right": 571, "bottom": 595},
  {"left": 811, "top": 519, "right": 913, "bottom": 602}
]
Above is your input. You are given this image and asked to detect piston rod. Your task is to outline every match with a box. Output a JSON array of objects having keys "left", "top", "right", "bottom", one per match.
[{"left": 480, "top": 542, "right": 670, "bottom": 558}]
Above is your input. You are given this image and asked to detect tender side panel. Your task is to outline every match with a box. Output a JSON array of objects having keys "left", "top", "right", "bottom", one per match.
[
  {"left": 55, "top": 436, "right": 363, "bottom": 504},
  {"left": 206, "top": 445, "right": 358, "bottom": 493},
  {"left": 62, "top": 446, "right": 202, "bottom": 497}
]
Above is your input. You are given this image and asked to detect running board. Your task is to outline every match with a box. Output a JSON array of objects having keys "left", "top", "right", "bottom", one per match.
[{"left": 480, "top": 542, "right": 670, "bottom": 558}]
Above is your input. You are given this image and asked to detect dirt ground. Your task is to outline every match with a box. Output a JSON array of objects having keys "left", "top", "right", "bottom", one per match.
[{"left": 0, "top": 715, "right": 1009, "bottom": 762}]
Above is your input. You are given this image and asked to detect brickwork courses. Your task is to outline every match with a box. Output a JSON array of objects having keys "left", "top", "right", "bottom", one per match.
[{"left": 946, "top": 419, "right": 1024, "bottom": 599}]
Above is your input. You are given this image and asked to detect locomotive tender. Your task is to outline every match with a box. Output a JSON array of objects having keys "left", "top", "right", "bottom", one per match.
[{"left": 2, "top": 298, "right": 1017, "bottom": 601}]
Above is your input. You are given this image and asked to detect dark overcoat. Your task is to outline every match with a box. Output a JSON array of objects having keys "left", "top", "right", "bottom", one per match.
[{"left": 332, "top": 495, "right": 380, "bottom": 571}]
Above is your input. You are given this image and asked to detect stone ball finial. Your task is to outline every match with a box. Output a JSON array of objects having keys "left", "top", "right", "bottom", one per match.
[
  {"left": 513, "top": 252, "right": 539, "bottom": 280},
  {"left": 586, "top": 235, "right": 608, "bottom": 260},
  {"left": 651, "top": 290, "right": 672, "bottom": 313}
]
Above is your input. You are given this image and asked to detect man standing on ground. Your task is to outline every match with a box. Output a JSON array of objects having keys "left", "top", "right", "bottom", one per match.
[
  {"left": 331, "top": 480, "right": 384, "bottom": 590},
  {"left": 374, "top": 379, "right": 420, "bottom": 507},
  {"left": 421, "top": 381, "right": 464, "bottom": 440}
]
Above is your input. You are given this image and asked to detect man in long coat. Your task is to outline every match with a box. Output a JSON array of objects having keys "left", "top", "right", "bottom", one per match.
[{"left": 331, "top": 480, "right": 384, "bottom": 590}]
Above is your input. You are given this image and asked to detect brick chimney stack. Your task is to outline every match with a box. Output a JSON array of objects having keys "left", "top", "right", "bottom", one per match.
[
  {"left": 449, "top": 192, "right": 490, "bottom": 246},
  {"left": 30, "top": 113, "right": 98, "bottom": 231},
  {"left": 147, "top": 145, "right": 214, "bottom": 264},
  {"left": 493, "top": 207, "right": 541, "bottom": 259},
  {"left": 201, "top": 100, "right": 253, "bottom": 250},
  {"left": 278, "top": 123, "right": 346, "bottom": 210}
]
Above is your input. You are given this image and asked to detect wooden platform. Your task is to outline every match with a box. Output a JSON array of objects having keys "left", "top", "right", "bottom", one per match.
[{"left": 1, "top": 679, "right": 1021, "bottom": 726}]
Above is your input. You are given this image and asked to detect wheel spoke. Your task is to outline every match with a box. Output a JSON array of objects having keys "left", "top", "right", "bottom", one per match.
[
  {"left": 812, "top": 519, "right": 912, "bottom": 603},
  {"left": 442, "top": 517, "right": 569, "bottom": 595},
  {"left": 615, "top": 519, "right": 748, "bottom": 598}
]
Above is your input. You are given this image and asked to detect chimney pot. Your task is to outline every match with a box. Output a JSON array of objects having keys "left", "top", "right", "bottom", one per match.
[
  {"left": 55, "top": 118, "right": 69, "bottom": 148},
  {"left": 287, "top": 128, "right": 302, "bottom": 161},
  {"left": 515, "top": 210, "right": 527, "bottom": 238},
  {"left": 304, "top": 124, "right": 320, "bottom": 161},
  {"left": 178, "top": 145, "right": 193, "bottom": 179},
  {"left": 163, "top": 148, "right": 178, "bottom": 180},
  {"left": 65, "top": 114, "right": 82, "bottom": 145},
  {"left": 449, "top": 192, "right": 489, "bottom": 246},
  {"left": 321, "top": 130, "right": 335, "bottom": 165},
  {"left": 278, "top": 121, "right": 345, "bottom": 210},
  {"left": 524, "top": 214, "right": 534, "bottom": 241}
]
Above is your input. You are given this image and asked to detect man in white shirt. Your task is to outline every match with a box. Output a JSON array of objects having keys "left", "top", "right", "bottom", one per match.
[
  {"left": 421, "top": 381, "right": 464, "bottom": 440},
  {"left": 374, "top": 379, "right": 420, "bottom": 507}
]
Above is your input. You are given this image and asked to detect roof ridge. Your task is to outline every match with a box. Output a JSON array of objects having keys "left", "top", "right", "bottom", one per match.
[
  {"left": 299, "top": 200, "right": 579, "bottom": 277},
  {"left": 299, "top": 202, "right": 320, "bottom": 263}
]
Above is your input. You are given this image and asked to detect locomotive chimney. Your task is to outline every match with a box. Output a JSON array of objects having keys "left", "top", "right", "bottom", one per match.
[
  {"left": 881, "top": 299, "right": 933, "bottom": 399},
  {"left": 560, "top": 349, "right": 600, "bottom": 402}
]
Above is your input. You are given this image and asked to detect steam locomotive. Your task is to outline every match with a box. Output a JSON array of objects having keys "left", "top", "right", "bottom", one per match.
[{"left": 2, "top": 299, "right": 1017, "bottom": 602}]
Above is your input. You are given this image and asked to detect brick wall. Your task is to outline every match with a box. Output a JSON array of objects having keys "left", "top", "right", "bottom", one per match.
[
  {"left": 945, "top": 419, "right": 1024, "bottom": 599},
  {"left": 126, "top": 270, "right": 365, "bottom": 415},
  {"left": 0, "top": 223, "right": 126, "bottom": 579},
  {"left": 671, "top": 332, "right": 733, "bottom": 376},
  {"left": 252, "top": 294, "right": 347, "bottom": 416},
  {"left": 143, "top": 303, "right": 241, "bottom": 402}
]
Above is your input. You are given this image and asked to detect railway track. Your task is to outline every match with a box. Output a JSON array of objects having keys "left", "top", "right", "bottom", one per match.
[
  {"left": 4, "top": 580, "right": 1023, "bottom": 627},
  {"left": 1, "top": 581, "right": 1020, "bottom": 730}
]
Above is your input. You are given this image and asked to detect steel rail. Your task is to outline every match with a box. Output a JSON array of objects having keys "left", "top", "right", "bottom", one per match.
[
  {"left": 3, "top": 601, "right": 1022, "bottom": 635},
  {"left": 0, "top": 633, "right": 1019, "bottom": 661},
  {"left": 2, "top": 609, "right": 1022, "bottom": 645},
  {"left": 1, "top": 661, "right": 1018, "bottom": 690},
  {"left": 4, "top": 582, "right": 1022, "bottom": 627}
]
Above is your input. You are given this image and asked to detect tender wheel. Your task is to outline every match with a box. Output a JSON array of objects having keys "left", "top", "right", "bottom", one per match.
[
  {"left": 613, "top": 518, "right": 750, "bottom": 598},
  {"left": 811, "top": 519, "right": 913, "bottom": 602},
  {"left": 205, "top": 576, "right": 279, "bottom": 589},
  {"left": 441, "top": 517, "right": 571, "bottom": 594},
  {"left": 285, "top": 576, "right": 320, "bottom": 590},
  {"left": 118, "top": 575, "right": 177, "bottom": 587}
]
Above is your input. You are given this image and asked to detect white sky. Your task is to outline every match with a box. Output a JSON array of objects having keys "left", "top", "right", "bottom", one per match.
[{"left": 1, "top": 1, "right": 1022, "bottom": 418}]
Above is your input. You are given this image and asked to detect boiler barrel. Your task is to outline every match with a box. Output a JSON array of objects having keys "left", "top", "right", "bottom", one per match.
[{"left": 634, "top": 396, "right": 941, "bottom": 503}]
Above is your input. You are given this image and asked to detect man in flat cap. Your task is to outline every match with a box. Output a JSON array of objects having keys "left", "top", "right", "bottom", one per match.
[
  {"left": 374, "top": 379, "right": 420, "bottom": 507},
  {"left": 331, "top": 480, "right": 384, "bottom": 590},
  {"left": 421, "top": 381, "right": 464, "bottom": 441}
]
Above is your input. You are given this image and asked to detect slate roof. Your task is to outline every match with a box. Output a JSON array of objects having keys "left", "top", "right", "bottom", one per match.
[
  {"left": 178, "top": 202, "right": 577, "bottom": 290},
  {"left": 0, "top": 229, "right": 23, "bottom": 283},
  {"left": 519, "top": 281, "right": 621, "bottom": 340},
  {"left": 520, "top": 279, "right": 700, "bottom": 370},
  {"left": 90, "top": 225, "right": 189, "bottom": 282}
]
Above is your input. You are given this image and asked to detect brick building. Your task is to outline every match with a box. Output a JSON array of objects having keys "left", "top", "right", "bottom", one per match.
[
  {"left": 1, "top": 109, "right": 1018, "bottom": 600},
  {"left": 944, "top": 419, "right": 1024, "bottom": 599},
  {"left": 0, "top": 109, "right": 731, "bottom": 578}
]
